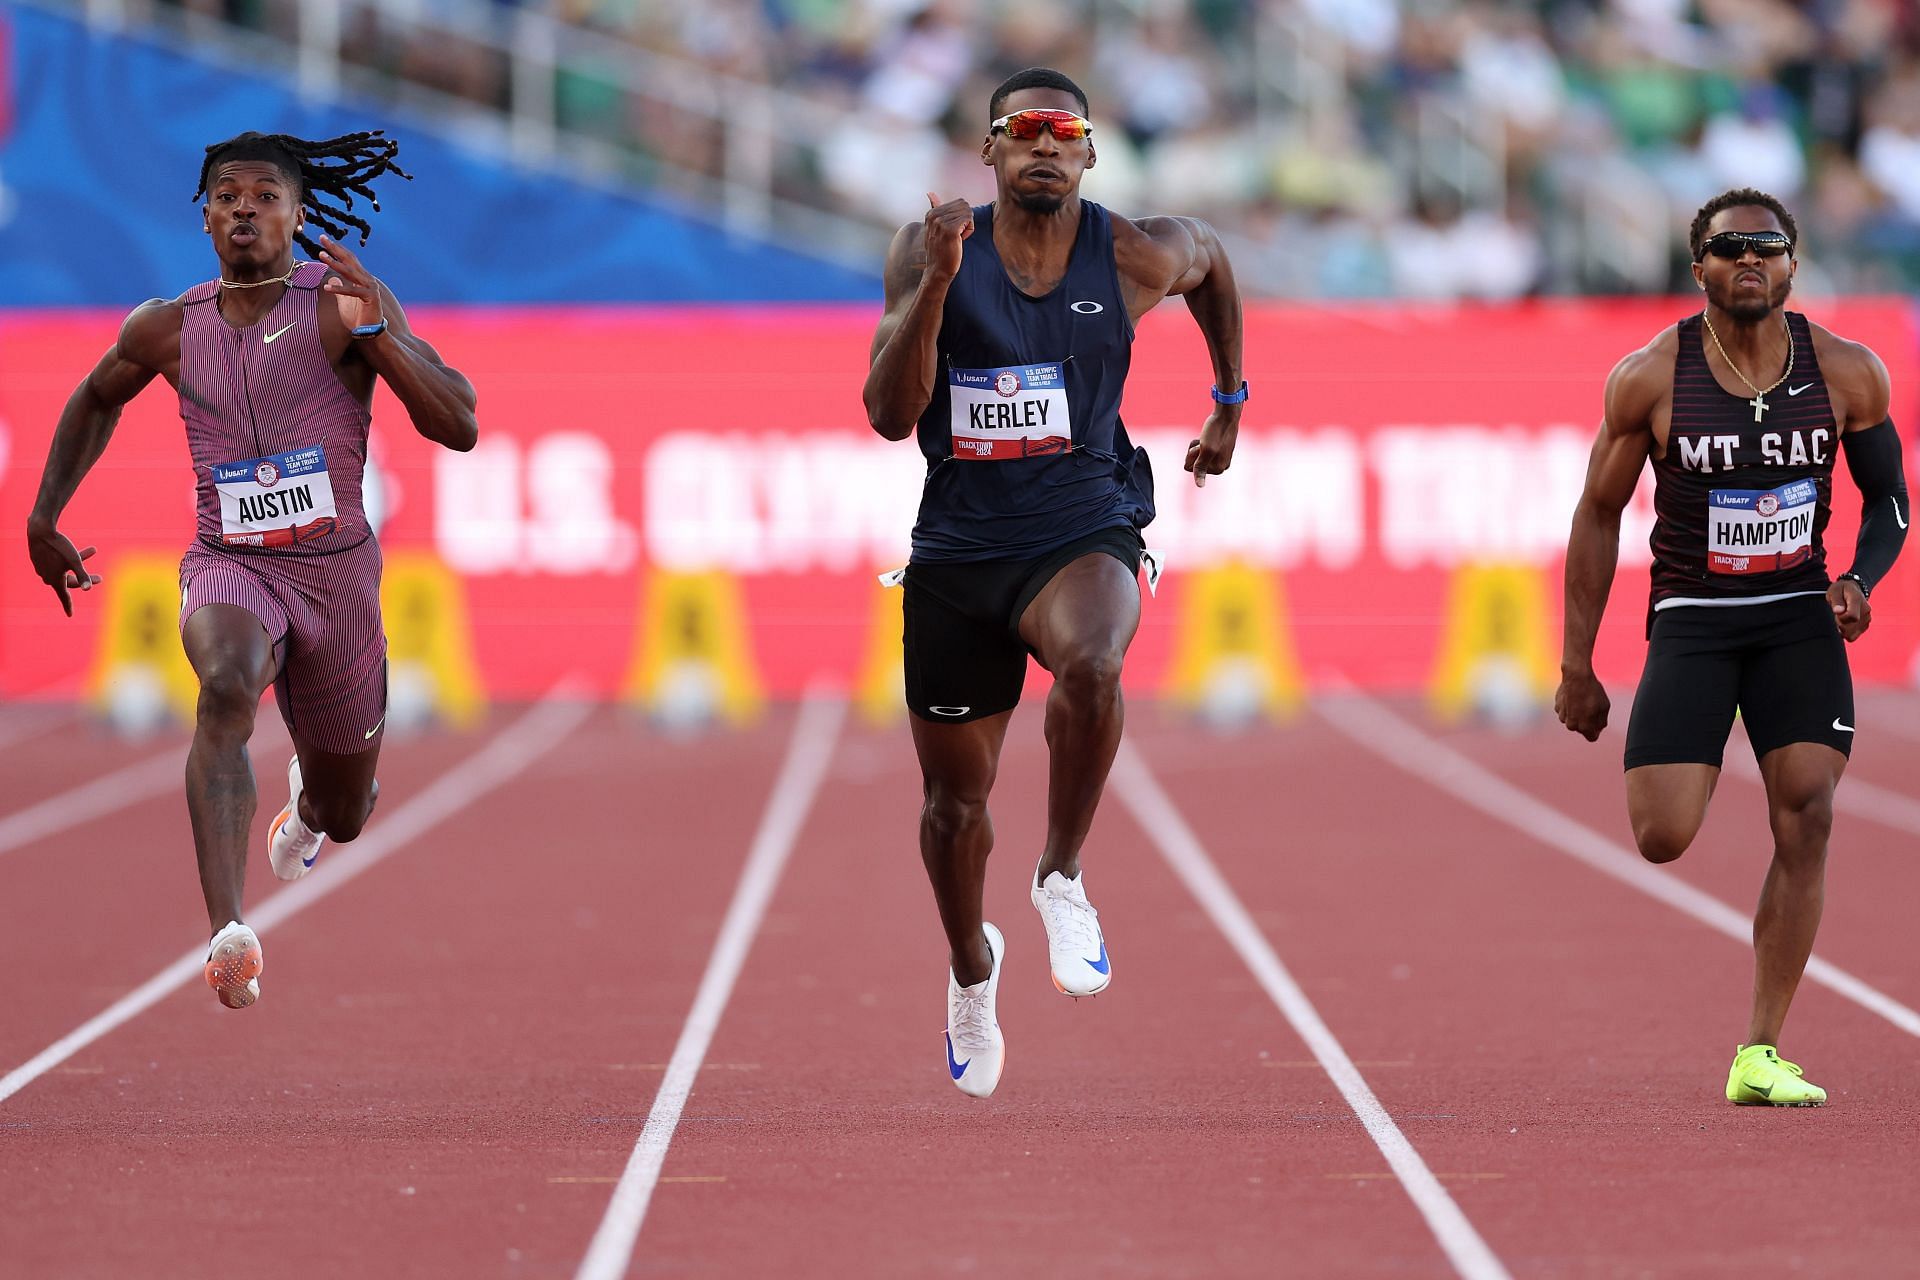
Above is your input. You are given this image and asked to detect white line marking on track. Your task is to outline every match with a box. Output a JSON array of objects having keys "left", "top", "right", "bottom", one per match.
[
  {"left": 574, "top": 694, "right": 846, "bottom": 1280},
  {"left": 1317, "top": 691, "right": 1920, "bottom": 1039},
  {"left": 1111, "top": 741, "right": 1512, "bottom": 1280},
  {"left": 0, "top": 751, "right": 183, "bottom": 860},
  {"left": 0, "top": 687, "right": 594, "bottom": 1106},
  {"left": 0, "top": 707, "right": 75, "bottom": 752}
]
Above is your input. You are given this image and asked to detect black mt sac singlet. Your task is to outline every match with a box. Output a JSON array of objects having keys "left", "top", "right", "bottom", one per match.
[
  {"left": 910, "top": 200, "right": 1154, "bottom": 563},
  {"left": 1649, "top": 311, "right": 1836, "bottom": 608}
]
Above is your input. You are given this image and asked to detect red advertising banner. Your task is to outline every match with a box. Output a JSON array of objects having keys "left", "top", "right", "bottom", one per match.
[{"left": 3, "top": 301, "right": 1915, "bottom": 702}]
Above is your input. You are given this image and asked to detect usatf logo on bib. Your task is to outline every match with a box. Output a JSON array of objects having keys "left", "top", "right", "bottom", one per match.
[
  {"left": 212, "top": 444, "right": 339, "bottom": 548},
  {"left": 949, "top": 361, "right": 1071, "bottom": 460},
  {"left": 1708, "top": 478, "right": 1817, "bottom": 574}
]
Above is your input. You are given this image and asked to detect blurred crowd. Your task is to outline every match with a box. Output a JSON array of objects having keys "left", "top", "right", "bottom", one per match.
[{"left": 152, "top": 0, "right": 1920, "bottom": 299}]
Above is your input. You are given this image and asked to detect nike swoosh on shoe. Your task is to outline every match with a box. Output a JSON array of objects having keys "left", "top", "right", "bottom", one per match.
[
  {"left": 1086, "top": 942, "right": 1110, "bottom": 975},
  {"left": 946, "top": 1032, "right": 969, "bottom": 1080}
]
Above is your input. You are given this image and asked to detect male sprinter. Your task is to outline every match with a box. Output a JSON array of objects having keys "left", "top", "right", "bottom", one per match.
[
  {"left": 1557, "top": 188, "right": 1908, "bottom": 1104},
  {"left": 863, "top": 68, "right": 1244, "bottom": 1096},
  {"left": 26, "top": 131, "right": 477, "bottom": 1009}
]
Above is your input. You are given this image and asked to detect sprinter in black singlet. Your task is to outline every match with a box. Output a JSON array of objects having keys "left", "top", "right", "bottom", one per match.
[
  {"left": 1557, "top": 188, "right": 1909, "bottom": 1106},
  {"left": 863, "top": 68, "right": 1244, "bottom": 1097}
]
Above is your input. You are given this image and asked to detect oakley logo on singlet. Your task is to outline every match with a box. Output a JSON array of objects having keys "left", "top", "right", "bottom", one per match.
[
  {"left": 1707, "top": 479, "right": 1817, "bottom": 574},
  {"left": 262, "top": 323, "right": 297, "bottom": 344},
  {"left": 1677, "top": 430, "right": 1830, "bottom": 473},
  {"left": 948, "top": 361, "right": 1071, "bottom": 460},
  {"left": 1069, "top": 300, "right": 1104, "bottom": 314},
  {"left": 211, "top": 444, "right": 340, "bottom": 548}
]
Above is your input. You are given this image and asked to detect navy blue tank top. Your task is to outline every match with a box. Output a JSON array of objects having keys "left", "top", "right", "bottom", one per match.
[{"left": 910, "top": 200, "right": 1155, "bottom": 562}]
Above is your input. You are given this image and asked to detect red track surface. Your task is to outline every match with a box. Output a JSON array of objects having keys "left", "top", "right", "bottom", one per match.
[{"left": 2, "top": 693, "right": 1918, "bottom": 1277}]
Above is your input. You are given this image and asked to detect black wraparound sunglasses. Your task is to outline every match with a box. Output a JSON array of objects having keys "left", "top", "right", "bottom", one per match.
[{"left": 1697, "top": 230, "right": 1794, "bottom": 261}]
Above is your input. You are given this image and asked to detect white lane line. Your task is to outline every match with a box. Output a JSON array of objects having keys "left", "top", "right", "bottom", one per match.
[
  {"left": 0, "top": 707, "right": 75, "bottom": 752},
  {"left": 1858, "top": 691, "right": 1920, "bottom": 742},
  {"left": 0, "top": 751, "right": 183, "bottom": 859},
  {"left": 0, "top": 687, "right": 594, "bottom": 1105},
  {"left": 1317, "top": 691, "right": 1920, "bottom": 1040},
  {"left": 575, "top": 694, "right": 846, "bottom": 1280},
  {"left": 1111, "top": 741, "right": 1511, "bottom": 1280}
]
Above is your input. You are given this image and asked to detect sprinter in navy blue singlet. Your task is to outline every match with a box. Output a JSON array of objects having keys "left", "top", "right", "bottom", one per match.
[
  {"left": 1556, "top": 188, "right": 1908, "bottom": 1105},
  {"left": 909, "top": 197, "right": 1152, "bottom": 563},
  {"left": 864, "top": 68, "right": 1246, "bottom": 1098}
]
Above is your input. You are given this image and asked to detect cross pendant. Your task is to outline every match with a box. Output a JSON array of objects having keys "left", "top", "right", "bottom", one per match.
[{"left": 1750, "top": 393, "right": 1769, "bottom": 422}]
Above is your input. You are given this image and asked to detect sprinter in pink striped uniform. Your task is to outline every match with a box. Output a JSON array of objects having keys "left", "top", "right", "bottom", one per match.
[{"left": 26, "top": 131, "right": 477, "bottom": 1009}]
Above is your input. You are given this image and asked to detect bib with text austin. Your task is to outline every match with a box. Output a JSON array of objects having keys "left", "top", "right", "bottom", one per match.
[{"left": 212, "top": 445, "right": 339, "bottom": 548}]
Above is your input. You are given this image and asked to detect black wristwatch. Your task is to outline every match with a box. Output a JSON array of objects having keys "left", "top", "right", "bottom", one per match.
[{"left": 1837, "top": 571, "right": 1870, "bottom": 599}]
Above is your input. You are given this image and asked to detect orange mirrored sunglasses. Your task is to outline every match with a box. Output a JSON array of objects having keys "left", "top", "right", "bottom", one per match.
[{"left": 990, "top": 109, "right": 1093, "bottom": 141}]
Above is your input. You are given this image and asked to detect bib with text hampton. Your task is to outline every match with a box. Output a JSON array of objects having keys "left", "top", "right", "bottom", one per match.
[
  {"left": 948, "top": 361, "right": 1072, "bottom": 460},
  {"left": 1707, "top": 478, "right": 1817, "bottom": 575},
  {"left": 212, "top": 445, "right": 339, "bottom": 548}
]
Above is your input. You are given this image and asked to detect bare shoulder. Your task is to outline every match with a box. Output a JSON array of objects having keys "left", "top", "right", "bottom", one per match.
[
  {"left": 1112, "top": 212, "right": 1205, "bottom": 283},
  {"left": 117, "top": 296, "right": 184, "bottom": 367},
  {"left": 1602, "top": 326, "right": 1676, "bottom": 432},
  {"left": 1808, "top": 321, "right": 1892, "bottom": 418}
]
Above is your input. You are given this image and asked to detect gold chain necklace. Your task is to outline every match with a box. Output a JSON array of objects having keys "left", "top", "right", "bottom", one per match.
[
  {"left": 1702, "top": 309, "right": 1793, "bottom": 422},
  {"left": 218, "top": 262, "right": 299, "bottom": 290}
]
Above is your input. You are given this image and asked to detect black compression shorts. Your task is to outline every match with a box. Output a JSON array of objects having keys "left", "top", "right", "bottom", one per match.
[
  {"left": 902, "top": 525, "right": 1144, "bottom": 725},
  {"left": 1624, "top": 593, "right": 1854, "bottom": 770}
]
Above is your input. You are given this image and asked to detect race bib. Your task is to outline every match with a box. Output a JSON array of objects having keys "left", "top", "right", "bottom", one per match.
[
  {"left": 1707, "top": 478, "right": 1817, "bottom": 574},
  {"left": 212, "top": 445, "right": 339, "bottom": 548},
  {"left": 948, "top": 362, "right": 1071, "bottom": 460}
]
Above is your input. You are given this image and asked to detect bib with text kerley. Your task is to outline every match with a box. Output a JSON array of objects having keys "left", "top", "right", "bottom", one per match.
[
  {"left": 1708, "top": 478, "right": 1817, "bottom": 574},
  {"left": 212, "top": 445, "right": 339, "bottom": 548},
  {"left": 948, "top": 361, "right": 1071, "bottom": 460}
]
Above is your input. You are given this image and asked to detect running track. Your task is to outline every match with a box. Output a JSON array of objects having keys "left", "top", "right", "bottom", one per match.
[{"left": 2, "top": 689, "right": 1918, "bottom": 1278}]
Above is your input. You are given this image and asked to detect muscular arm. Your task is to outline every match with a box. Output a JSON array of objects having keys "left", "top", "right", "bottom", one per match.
[
  {"left": 1818, "top": 333, "right": 1905, "bottom": 632},
  {"left": 1563, "top": 352, "right": 1659, "bottom": 676},
  {"left": 347, "top": 282, "right": 478, "bottom": 452},
  {"left": 1556, "top": 342, "right": 1662, "bottom": 739},
  {"left": 864, "top": 212, "right": 960, "bottom": 442},
  {"left": 318, "top": 236, "right": 476, "bottom": 451},
  {"left": 1117, "top": 215, "right": 1244, "bottom": 482},
  {"left": 26, "top": 301, "right": 174, "bottom": 612}
]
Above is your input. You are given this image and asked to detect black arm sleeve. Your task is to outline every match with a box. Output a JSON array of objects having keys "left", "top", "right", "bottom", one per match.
[{"left": 1840, "top": 418, "right": 1909, "bottom": 590}]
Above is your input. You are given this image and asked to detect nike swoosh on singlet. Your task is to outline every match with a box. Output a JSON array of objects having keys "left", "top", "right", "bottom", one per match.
[
  {"left": 263, "top": 323, "right": 298, "bottom": 344},
  {"left": 1786, "top": 383, "right": 1815, "bottom": 395},
  {"left": 1895, "top": 497, "right": 1909, "bottom": 531}
]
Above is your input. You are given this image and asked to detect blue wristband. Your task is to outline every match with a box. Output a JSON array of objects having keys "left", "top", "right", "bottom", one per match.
[
  {"left": 351, "top": 319, "right": 389, "bottom": 340},
  {"left": 1210, "top": 381, "right": 1249, "bottom": 405}
]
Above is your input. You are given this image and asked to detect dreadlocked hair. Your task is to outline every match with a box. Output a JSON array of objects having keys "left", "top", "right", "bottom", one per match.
[{"left": 193, "top": 130, "right": 413, "bottom": 257}]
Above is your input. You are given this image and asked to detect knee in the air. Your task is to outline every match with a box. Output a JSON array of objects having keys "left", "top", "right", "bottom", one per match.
[
  {"left": 308, "top": 793, "right": 372, "bottom": 842},
  {"left": 1632, "top": 822, "right": 1691, "bottom": 865}
]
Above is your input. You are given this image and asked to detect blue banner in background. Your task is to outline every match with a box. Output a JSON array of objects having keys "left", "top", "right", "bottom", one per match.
[{"left": 0, "top": 4, "right": 879, "bottom": 306}]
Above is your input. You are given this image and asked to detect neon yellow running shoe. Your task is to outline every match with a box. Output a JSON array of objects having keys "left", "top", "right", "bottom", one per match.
[{"left": 1726, "top": 1044, "right": 1826, "bottom": 1107}]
